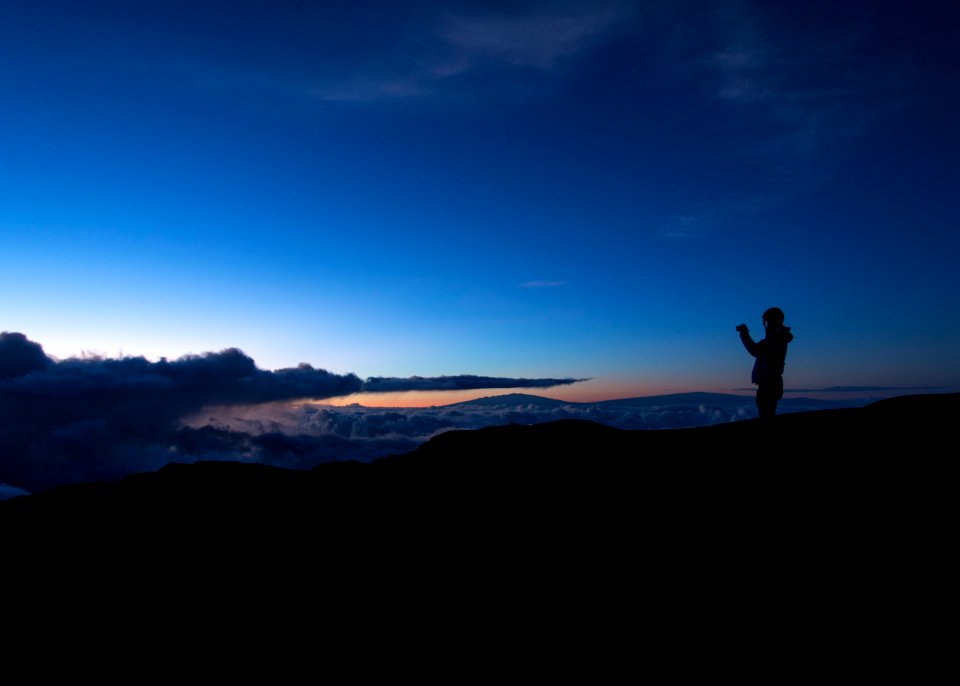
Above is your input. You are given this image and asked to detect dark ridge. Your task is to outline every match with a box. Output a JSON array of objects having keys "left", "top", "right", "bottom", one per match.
[
  {"left": 443, "top": 390, "right": 866, "bottom": 411},
  {"left": 591, "top": 391, "right": 759, "bottom": 408},
  {"left": 445, "top": 390, "right": 841, "bottom": 409},
  {"left": 3, "top": 393, "right": 953, "bottom": 652},
  {"left": 4, "top": 393, "right": 953, "bottom": 531}
]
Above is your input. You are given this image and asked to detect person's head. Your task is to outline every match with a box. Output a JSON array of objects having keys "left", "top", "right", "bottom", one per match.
[{"left": 762, "top": 307, "right": 785, "bottom": 328}]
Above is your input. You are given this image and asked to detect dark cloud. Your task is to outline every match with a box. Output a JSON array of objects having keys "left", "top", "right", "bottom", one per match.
[
  {"left": 361, "top": 375, "right": 583, "bottom": 392},
  {"left": 169, "top": 426, "right": 420, "bottom": 470},
  {"left": 0, "top": 332, "right": 583, "bottom": 491},
  {"left": 0, "top": 332, "right": 52, "bottom": 379}
]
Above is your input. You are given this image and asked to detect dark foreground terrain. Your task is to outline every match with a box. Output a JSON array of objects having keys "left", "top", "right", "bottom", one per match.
[
  {"left": 4, "top": 393, "right": 953, "bottom": 541},
  {"left": 2, "top": 394, "right": 953, "bottom": 669},
  {"left": 5, "top": 392, "right": 953, "bottom": 563}
]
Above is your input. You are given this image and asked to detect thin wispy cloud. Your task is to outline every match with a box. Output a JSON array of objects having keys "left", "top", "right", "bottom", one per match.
[
  {"left": 439, "top": 3, "right": 631, "bottom": 70},
  {"left": 658, "top": 214, "right": 699, "bottom": 240},
  {"left": 311, "top": 75, "right": 425, "bottom": 103},
  {"left": 701, "top": 3, "right": 910, "bottom": 157},
  {"left": 301, "top": 2, "right": 632, "bottom": 104},
  {"left": 520, "top": 280, "right": 567, "bottom": 288},
  {"left": 654, "top": 2, "right": 917, "bottom": 238},
  {"left": 658, "top": 192, "right": 790, "bottom": 239}
]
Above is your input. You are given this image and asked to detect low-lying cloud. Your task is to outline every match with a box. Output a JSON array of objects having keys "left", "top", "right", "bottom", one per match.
[
  {"left": 176, "top": 392, "right": 857, "bottom": 484},
  {"left": 0, "top": 332, "right": 580, "bottom": 491}
]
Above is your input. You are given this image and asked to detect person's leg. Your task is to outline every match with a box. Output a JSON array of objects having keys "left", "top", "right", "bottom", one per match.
[
  {"left": 756, "top": 378, "right": 784, "bottom": 418},
  {"left": 770, "top": 376, "right": 784, "bottom": 416},
  {"left": 756, "top": 386, "right": 775, "bottom": 418}
]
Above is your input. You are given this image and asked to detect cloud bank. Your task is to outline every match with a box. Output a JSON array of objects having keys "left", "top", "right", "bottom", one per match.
[
  {"left": 175, "top": 392, "right": 858, "bottom": 489},
  {"left": 0, "top": 332, "right": 579, "bottom": 491},
  {"left": 0, "top": 333, "right": 870, "bottom": 496}
]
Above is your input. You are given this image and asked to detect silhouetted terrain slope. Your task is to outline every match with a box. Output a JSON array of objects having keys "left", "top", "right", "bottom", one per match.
[
  {"left": 3, "top": 394, "right": 952, "bottom": 667},
  {"left": 4, "top": 393, "right": 952, "bottom": 541}
]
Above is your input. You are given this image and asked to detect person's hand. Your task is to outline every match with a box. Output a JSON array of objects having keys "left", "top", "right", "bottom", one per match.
[{"left": 736, "top": 323, "right": 748, "bottom": 333}]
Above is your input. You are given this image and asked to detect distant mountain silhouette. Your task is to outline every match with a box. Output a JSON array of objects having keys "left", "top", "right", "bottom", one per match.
[
  {"left": 592, "top": 391, "right": 772, "bottom": 408},
  {"left": 447, "top": 392, "right": 571, "bottom": 408},
  {"left": 445, "top": 390, "right": 858, "bottom": 411}
]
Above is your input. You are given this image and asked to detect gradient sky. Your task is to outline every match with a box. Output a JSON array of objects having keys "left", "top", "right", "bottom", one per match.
[{"left": 1, "top": 0, "right": 958, "bottom": 404}]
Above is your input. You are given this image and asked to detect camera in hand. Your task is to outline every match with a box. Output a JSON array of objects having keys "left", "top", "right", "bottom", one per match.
[{"left": 736, "top": 324, "right": 748, "bottom": 332}]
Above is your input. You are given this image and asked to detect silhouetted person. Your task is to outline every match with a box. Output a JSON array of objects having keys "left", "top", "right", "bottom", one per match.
[{"left": 737, "top": 308, "right": 794, "bottom": 419}]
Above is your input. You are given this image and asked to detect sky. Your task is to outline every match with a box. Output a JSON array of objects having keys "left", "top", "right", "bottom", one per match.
[{"left": 2, "top": 0, "right": 958, "bottom": 405}]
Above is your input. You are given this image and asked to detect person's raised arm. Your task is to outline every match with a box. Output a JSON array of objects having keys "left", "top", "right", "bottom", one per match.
[{"left": 737, "top": 324, "right": 762, "bottom": 357}]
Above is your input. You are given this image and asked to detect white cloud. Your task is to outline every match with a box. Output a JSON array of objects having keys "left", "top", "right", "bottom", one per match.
[{"left": 192, "top": 393, "right": 852, "bottom": 451}]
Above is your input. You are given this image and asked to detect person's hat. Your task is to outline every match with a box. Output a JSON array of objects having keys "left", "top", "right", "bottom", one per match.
[{"left": 762, "top": 307, "right": 785, "bottom": 325}]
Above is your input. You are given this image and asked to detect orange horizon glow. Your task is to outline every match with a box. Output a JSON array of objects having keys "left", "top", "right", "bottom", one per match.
[
  {"left": 317, "top": 378, "right": 729, "bottom": 408},
  {"left": 311, "top": 383, "right": 922, "bottom": 409}
]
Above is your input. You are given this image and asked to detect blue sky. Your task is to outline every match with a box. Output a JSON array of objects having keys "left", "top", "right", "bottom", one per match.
[{"left": 1, "top": 0, "right": 958, "bottom": 402}]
